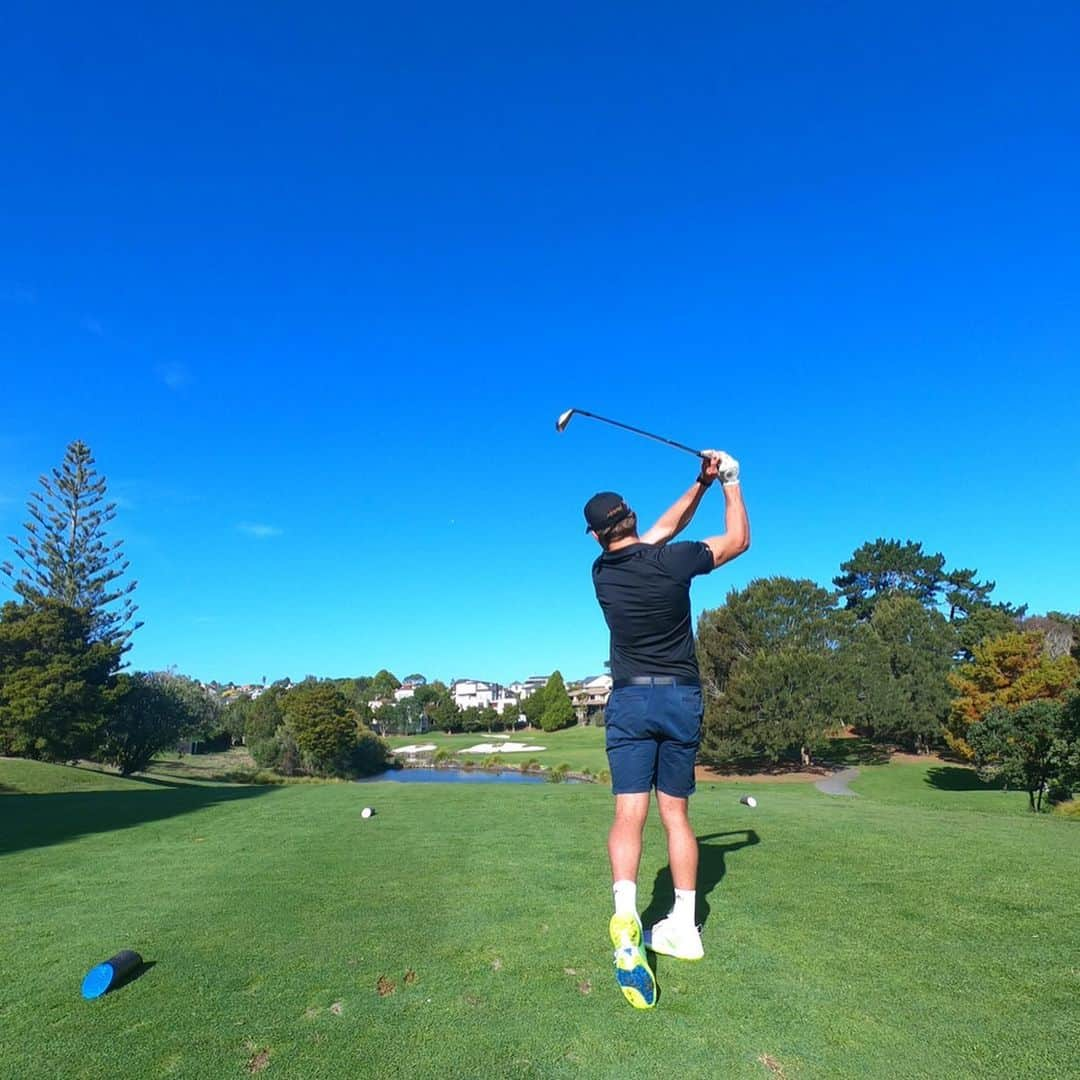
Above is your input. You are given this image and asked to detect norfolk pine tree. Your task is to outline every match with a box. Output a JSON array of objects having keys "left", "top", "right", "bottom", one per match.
[
  {"left": 2, "top": 440, "right": 140, "bottom": 654},
  {"left": 0, "top": 599, "right": 117, "bottom": 760}
]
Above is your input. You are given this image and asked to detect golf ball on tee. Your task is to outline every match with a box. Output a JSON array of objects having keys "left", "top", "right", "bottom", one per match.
[
  {"left": 740, "top": 795, "right": 757, "bottom": 808},
  {"left": 361, "top": 806, "right": 374, "bottom": 819}
]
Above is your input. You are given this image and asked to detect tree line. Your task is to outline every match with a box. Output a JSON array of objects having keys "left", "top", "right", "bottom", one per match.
[
  {"left": 0, "top": 441, "right": 578, "bottom": 780},
  {"left": 0, "top": 442, "right": 394, "bottom": 778},
  {"left": 696, "top": 539, "right": 1080, "bottom": 809},
  {"left": 4, "top": 442, "right": 1077, "bottom": 804}
]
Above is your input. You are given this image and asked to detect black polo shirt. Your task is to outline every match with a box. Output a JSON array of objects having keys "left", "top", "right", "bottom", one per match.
[{"left": 592, "top": 541, "right": 714, "bottom": 682}]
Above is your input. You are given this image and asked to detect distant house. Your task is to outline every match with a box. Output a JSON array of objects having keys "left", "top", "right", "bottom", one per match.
[
  {"left": 451, "top": 679, "right": 520, "bottom": 716},
  {"left": 569, "top": 674, "right": 612, "bottom": 725},
  {"left": 393, "top": 686, "right": 416, "bottom": 701},
  {"left": 508, "top": 675, "right": 549, "bottom": 700}
]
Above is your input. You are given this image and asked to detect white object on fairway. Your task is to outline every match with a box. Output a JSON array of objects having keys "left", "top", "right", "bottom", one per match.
[
  {"left": 740, "top": 795, "right": 757, "bottom": 808},
  {"left": 361, "top": 806, "right": 375, "bottom": 819}
]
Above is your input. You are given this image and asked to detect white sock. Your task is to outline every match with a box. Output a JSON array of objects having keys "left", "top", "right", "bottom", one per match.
[
  {"left": 613, "top": 880, "right": 637, "bottom": 917},
  {"left": 671, "top": 888, "right": 696, "bottom": 927}
]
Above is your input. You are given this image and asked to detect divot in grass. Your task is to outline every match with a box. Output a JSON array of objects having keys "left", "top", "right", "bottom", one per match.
[
  {"left": 245, "top": 1045, "right": 270, "bottom": 1074},
  {"left": 757, "top": 1053, "right": 788, "bottom": 1078},
  {"left": 376, "top": 975, "right": 396, "bottom": 997}
]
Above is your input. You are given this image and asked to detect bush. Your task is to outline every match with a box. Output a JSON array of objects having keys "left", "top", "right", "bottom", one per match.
[
  {"left": 350, "top": 729, "right": 393, "bottom": 777},
  {"left": 546, "top": 762, "right": 571, "bottom": 783},
  {"left": 99, "top": 672, "right": 191, "bottom": 775},
  {"left": 248, "top": 730, "right": 301, "bottom": 775},
  {"left": 433, "top": 747, "right": 455, "bottom": 765}
]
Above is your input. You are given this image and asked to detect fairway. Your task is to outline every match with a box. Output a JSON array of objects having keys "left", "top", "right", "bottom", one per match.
[
  {"left": 2, "top": 759, "right": 1077, "bottom": 1079},
  {"left": 386, "top": 725, "right": 611, "bottom": 775}
]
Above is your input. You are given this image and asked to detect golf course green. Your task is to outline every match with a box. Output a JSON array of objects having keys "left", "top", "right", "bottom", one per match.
[{"left": 1, "top": 755, "right": 1076, "bottom": 1079}]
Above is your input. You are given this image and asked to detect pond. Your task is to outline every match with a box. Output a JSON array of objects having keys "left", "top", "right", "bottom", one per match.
[{"left": 356, "top": 766, "right": 579, "bottom": 785}]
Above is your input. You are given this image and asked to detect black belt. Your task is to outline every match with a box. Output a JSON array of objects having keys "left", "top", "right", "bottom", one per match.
[{"left": 613, "top": 676, "right": 700, "bottom": 689}]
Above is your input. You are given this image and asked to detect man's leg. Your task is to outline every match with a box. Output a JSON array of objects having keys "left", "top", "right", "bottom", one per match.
[
  {"left": 607, "top": 793, "right": 656, "bottom": 1009},
  {"left": 647, "top": 792, "right": 705, "bottom": 960},
  {"left": 656, "top": 792, "right": 698, "bottom": 892},
  {"left": 608, "top": 792, "right": 650, "bottom": 892},
  {"left": 646, "top": 684, "right": 705, "bottom": 960}
]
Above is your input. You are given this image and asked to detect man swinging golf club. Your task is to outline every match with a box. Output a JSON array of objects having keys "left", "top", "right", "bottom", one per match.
[{"left": 585, "top": 449, "right": 749, "bottom": 1009}]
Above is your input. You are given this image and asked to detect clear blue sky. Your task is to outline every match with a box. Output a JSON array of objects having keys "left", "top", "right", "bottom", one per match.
[{"left": 3, "top": 3, "right": 1078, "bottom": 685}]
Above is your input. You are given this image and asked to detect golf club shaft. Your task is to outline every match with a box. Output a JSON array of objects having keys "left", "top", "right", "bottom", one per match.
[{"left": 572, "top": 410, "right": 705, "bottom": 459}]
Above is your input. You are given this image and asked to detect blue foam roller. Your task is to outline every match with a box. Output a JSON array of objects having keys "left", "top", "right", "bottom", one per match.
[{"left": 81, "top": 950, "right": 143, "bottom": 999}]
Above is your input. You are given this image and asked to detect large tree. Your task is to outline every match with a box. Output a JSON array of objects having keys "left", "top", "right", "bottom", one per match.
[
  {"left": 833, "top": 537, "right": 1022, "bottom": 659},
  {"left": 968, "top": 698, "right": 1080, "bottom": 812},
  {"left": 947, "top": 631, "right": 1079, "bottom": 759},
  {"left": 2, "top": 441, "right": 140, "bottom": 654},
  {"left": 100, "top": 671, "right": 210, "bottom": 774},
  {"left": 698, "top": 577, "right": 849, "bottom": 698},
  {"left": 834, "top": 539, "right": 948, "bottom": 621},
  {"left": 368, "top": 669, "right": 401, "bottom": 700},
  {"left": 0, "top": 599, "right": 118, "bottom": 760},
  {"left": 697, "top": 578, "right": 854, "bottom": 766},
  {"left": 848, "top": 595, "right": 954, "bottom": 753},
  {"left": 539, "top": 671, "right": 575, "bottom": 732},
  {"left": 714, "top": 646, "right": 852, "bottom": 766},
  {"left": 281, "top": 682, "right": 360, "bottom": 776}
]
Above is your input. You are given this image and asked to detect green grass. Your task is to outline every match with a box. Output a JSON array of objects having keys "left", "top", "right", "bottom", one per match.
[
  {"left": 1, "top": 757, "right": 1077, "bottom": 1078},
  {"left": 849, "top": 761, "right": 1032, "bottom": 816},
  {"left": 387, "top": 724, "right": 611, "bottom": 774}
]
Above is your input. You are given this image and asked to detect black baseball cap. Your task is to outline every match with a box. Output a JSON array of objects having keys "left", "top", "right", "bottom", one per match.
[{"left": 583, "top": 491, "right": 632, "bottom": 534}]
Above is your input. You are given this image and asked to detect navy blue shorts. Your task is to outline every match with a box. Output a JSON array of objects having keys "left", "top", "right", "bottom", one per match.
[{"left": 604, "top": 682, "right": 703, "bottom": 798}]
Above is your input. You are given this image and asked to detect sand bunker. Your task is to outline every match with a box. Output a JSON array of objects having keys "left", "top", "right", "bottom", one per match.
[
  {"left": 463, "top": 742, "right": 546, "bottom": 754},
  {"left": 394, "top": 743, "right": 438, "bottom": 754}
]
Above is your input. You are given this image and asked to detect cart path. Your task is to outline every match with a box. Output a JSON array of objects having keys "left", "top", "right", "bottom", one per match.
[{"left": 815, "top": 767, "right": 860, "bottom": 796}]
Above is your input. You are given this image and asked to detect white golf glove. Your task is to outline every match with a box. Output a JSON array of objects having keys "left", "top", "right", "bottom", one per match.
[{"left": 713, "top": 450, "right": 740, "bottom": 486}]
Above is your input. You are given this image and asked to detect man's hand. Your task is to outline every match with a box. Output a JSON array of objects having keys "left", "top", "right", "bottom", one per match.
[
  {"left": 698, "top": 450, "right": 721, "bottom": 487},
  {"left": 700, "top": 450, "right": 739, "bottom": 487},
  {"left": 715, "top": 451, "right": 740, "bottom": 486}
]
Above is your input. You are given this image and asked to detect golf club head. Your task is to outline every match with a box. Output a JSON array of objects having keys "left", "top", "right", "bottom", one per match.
[{"left": 555, "top": 408, "right": 575, "bottom": 433}]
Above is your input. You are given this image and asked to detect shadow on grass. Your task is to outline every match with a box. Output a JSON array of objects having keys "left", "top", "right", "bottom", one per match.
[
  {"left": 924, "top": 766, "right": 1004, "bottom": 792},
  {"left": 113, "top": 958, "right": 156, "bottom": 992},
  {"left": 642, "top": 830, "right": 760, "bottom": 931},
  {"left": 817, "top": 736, "right": 891, "bottom": 769},
  {"left": 0, "top": 781, "right": 275, "bottom": 856}
]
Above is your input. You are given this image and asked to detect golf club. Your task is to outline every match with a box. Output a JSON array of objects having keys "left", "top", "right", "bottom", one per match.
[{"left": 555, "top": 408, "right": 706, "bottom": 460}]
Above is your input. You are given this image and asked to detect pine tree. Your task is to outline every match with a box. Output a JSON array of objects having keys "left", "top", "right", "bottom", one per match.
[
  {"left": 2, "top": 441, "right": 140, "bottom": 653},
  {"left": 540, "top": 671, "right": 575, "bottom": 732}
]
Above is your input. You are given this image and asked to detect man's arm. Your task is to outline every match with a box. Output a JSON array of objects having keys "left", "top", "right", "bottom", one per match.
[
  {"left": 703, "top": 471, "right": 750, "bottom": 569},
  {"left": 639, "top": 453, "right": 721, "bottom": 545}
]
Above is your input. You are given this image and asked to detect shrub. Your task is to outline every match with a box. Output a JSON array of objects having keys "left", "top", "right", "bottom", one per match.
[
  {"left": 433, "top": 747, "right": 454, "bottom": 765},
  {"left": 546, "top": 762, "right": 570, "bottom": 783},
  {"left": 248, "top": 730, "right": 301, "bottom": 775},
  {"left": 281, "top": 683, "right": 358, "bottom": 777},
  {"left": 99, "top": 672, "right": 191, "bottom": 775},
  {"left": 351, "top": 729, "right": 393, "bottom": 777}
]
